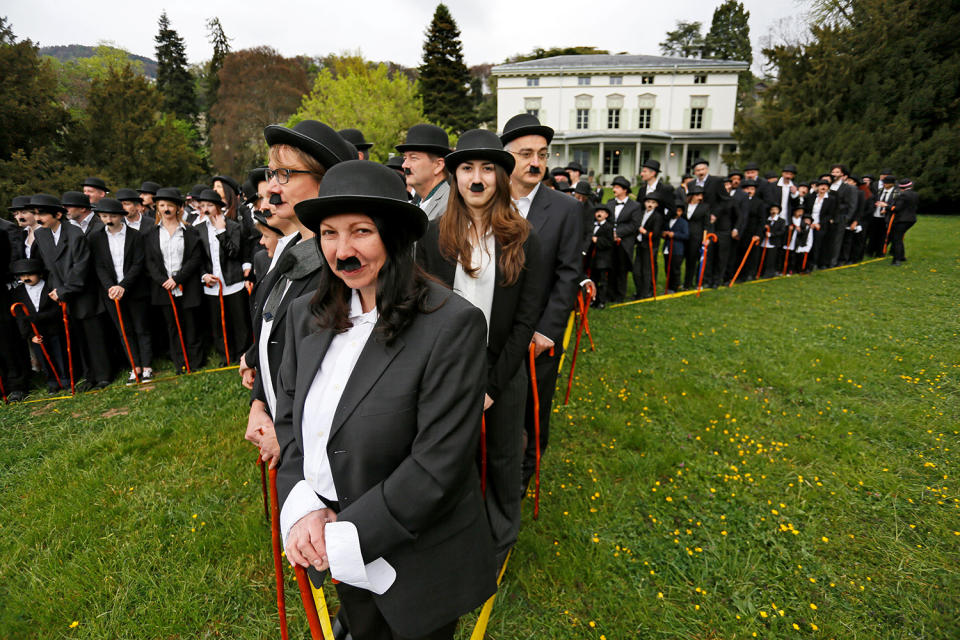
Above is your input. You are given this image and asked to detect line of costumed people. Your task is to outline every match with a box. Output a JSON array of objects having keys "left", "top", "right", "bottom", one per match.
[{"left": 548, "top": 159, "right": 918, "bottom": 307}]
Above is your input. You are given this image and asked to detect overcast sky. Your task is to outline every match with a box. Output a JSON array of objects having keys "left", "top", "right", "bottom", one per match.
[{"left": 5, "top": 0, "right": 809, "bottom": 71}]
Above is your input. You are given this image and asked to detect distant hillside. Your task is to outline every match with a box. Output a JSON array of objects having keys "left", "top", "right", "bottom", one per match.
[{"left": 40, "top": 44, "right": 158, "bottom": 78}]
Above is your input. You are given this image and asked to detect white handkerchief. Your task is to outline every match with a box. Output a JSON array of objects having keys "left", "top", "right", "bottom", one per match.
[{"left": 325, "top": 521, "right": 397, "bottom": 595}]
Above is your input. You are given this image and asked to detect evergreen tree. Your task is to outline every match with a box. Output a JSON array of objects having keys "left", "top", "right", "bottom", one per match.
[
  {"left": 702, "top": 1, "right": 754, "bottom": 108},
  {"left": 154, "top": 11, "right": 196, "bottom": 120},
  {"left": 202, "top": 18, "right": 230, "bottom": 114},
  {"left": 418, "top": 3, "right": 475, "bottom": 133},
  {"left": 659, "top": 21, "right": 704, "bottom": 58}
]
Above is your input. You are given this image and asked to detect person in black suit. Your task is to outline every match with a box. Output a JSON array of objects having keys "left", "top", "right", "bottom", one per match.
[
  {"left": 661, "top": 204, "right": 689, "bottom": 294},
  {"left": 499, "top": 114, "right": 582, "bottom": 493},
  {"left": 416, "top": 129, "right": 543, "bottom": 566},
  {"left": 10, "top": 258, "right": 69, "bottom": 391},
  {"left": 32, "top": 193, "right": 113, "bottom": 390},
  {"left": 1, "top": 221, "right": 31, "bottom": 401},
  {"left": 759, "top": 205, "right": 787, "bottom": 277},
  {"left": 588, "top": 203, "right": 615, "bottom": 306},
  {"left": 605, "top": 175, "right": 640, "bottom": 302},
  {"left": 90, "top": 198, "right": 154, "bottom": 383},
  {"left": 681, "top": 185, "right": 710, "bottom": 290},
  {"left": 737, "top": 179, "right": 767, "bottom": 282},
  {"left": 61, "top": 191, "right": 104, "bottom": 238},
  {"left": 142, "top": 188, "right": 205, "bottom": 373},
  {"left": 868, "top": 176, "right": 898, "bottom": 257},
  {"left": 887, "top": 178, "right": 918, "bottom": 265},
  {"left": 137, "top": 181, "right": 160, "bottom": 218},
  {"left": 633, "top": 191, "right": 665, "bottom": 298},
  {"left": 276, "top": 160, "right": 496, "bottom": 640},
  {"left": 10, "top": 197, "right": 41, "bottom": 260},
  {"left": 637, "top": 159, "right": 676, "bottom": 220},
  {"left": 807, "top": 179, "right": 835, "bottom": 269},
  {"left": 115, "top": 188, "right": 155, "bottom": 232},
  {"left": 691, "top": 158, "right": 729, "bottom": 211},
  {"left": 572, "top": 180, "right": 599, "bottom": 267},
  {"left": 824, "top": 164, "right": 860, "bottom": 267}
]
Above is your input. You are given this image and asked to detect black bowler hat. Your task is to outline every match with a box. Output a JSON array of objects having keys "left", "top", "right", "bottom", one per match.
[
  {"left": 241, "top": 179, "right": 256, "bottom": 202},
  {"left": 848, "top": 173, "right": 860, "bottom": 183},
  {"left": 93, "top": 198, "right": 125, "bottom": 215},
  {"left": 611, "top": 175, "right": 631, "bottom": 192},
  {"left": 8, "top": 195, "right": 32, "bottom": 212},
  {"left": 384, "top": 156, "right": 404, "bottom": 171},
  {"left": 882, "top": 176, "right": 896, "bottom": 184},
  {"left": 879, "top": 167, "right": 894, "bottom": 175},
  {"left": 155, "top": 187, "right": 184, "bottom": 206},
  {"left": 30, "top": 193, "right": 66, "bottom": 213},
  {"left": 265, "top": 119, "right": 357, "bottom": 169},
  {"left": 295, "top": 160, "right": 428, "bottom": 242},
  {"left": 686, "top": 184, "right": 704, "bottom": 195},
  {"left": 188, "top": 185, "right": 207, "bottom": 200},
  {"left": 82, "top": 177, "right": 108, "bottom": 192},
  {"left": 252, "top": 210, "right": 282, "bottom": 235},
  {"left": 764, "top": 171, "right": 778, "bottom": 180},
  {"left": 782, "top": 164, "right": 798, "bottom": 174},
  {"left": 692, "top": 157, "right": 709, "bottom": 168},
  {"left": 212, "top": 175, "right": 241, "bottom": 196},
  {"left": 10, "top": 258, "right": 45, "bottom": 276},
  {"left": 861, "top": 174, "right": 875, "bottom": 182},
  {"left": 741, "top": 178, "right": 758, "bottom": 188},
  {"left": 559, "top": 182, "right": 574, "bottom": 193},
  {"left": 115, "top": 188, "right": 142, "bottom": 202},
  {"left": 338, "top": 128, "right": 373, "bottom": 152},
  {"left": 565, "top": 161, "right": 585, "bottom": 173},
  {"left": 395, "top": 124, "right": 452, "bottom": 156},
  {"left": 195, "top": 189, "right": 226, "bottom": 208},
  {"left": 728, "top": 169, "right": 744, "bottom": 179},
  {"left": 642, "top": 190, "right": 668, "bottom": 208},
  {"left": 897, "top": 178, "right": 913, "bottom": 189},
  {"left": 642, "top": 158, "right": 661, "bottom": 173},
  {"left": 137, "top": 181, "right": 160, "bottom": 195},
  {"left": 248, "top": 166, "right": 268, "bottom": 186},
  {"left": 573, "top": 180, "right": 593, "bottom": 196},
  {"left": 743, "top": 161, "right": 760, "bottom": 171},
  {"left": 445, "top": 129, "right": 515, "bottom": 174},
  {"left": 61, "top": 191, "right": 91, "bottom": 209},
  {"left": 593, "top": 203, "right": 612, "bottom": 215},
  {"left": 499, "top": 113, "right": 554, "bottom": 146}
]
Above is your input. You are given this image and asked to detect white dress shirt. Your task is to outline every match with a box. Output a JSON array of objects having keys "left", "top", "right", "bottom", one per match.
[
  {"left": 776, "top": 177, "right": 793, "bottom": 215},
  {"left": 811, "top": 195, "right": 825, "bottom": 224},
  {"left": 51, "top": 223, "right": 62, "bottom": 246},
  {"left": 269, "top": 232, "right": 299, "bottom": 273},
  {"left": 637, "top": 209, "right": 654, "bottom": 242},
  {"left": 158, "top": 223, "right": 186, "bottom": 297},
  {"left": 686, "top": 203, "right": 698, "bottom": 220},
  {"left": 203, "top": 222, "right": 245, "bottom": 296},
  {"left": 71, "top": 213, "right": 93, "bottom": 234},
  {"left": 875, "top": 187, "right": 894, "bottom": 217},
  {"left": 106, "top": 224, "right": 127, "bottom": 283},
  {"left": 25, "top": 279, "right": 45, "bottom": 311},
  {"left": 452, "top": 231, "right": 495, "bottom": 338},
  {"left": 613, "top": 199, "right": 628, "bottom": 221},
  {"left": 512, "top": 182, "right": 540, "bottom": 220},
  {"left": 126, "top": 214, "right": 144, "bottom": 231}
]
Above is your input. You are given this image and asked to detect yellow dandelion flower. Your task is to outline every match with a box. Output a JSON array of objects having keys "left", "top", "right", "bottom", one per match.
[
  {"left": 811, "top": 623, "right": 819, "bottom": 631},
  {"left": 793, "top": 623, "right": 800, "bottom": 630},
  {"left": 657, "top": 592, "right": 664, "bottom": 599},
  {"left": 810, "top": 603, "right": 817, "bottom": 610},
  {"left": 760, "top": 611, "right": 768, "bottom": 618},
  {"left": 69, "top": 621, "right": 79, "bottom": 629}
]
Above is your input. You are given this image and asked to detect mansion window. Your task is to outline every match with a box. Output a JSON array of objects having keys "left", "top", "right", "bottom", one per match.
[
  {"left": 641, "top": 75, "right": 654, "bottom": 85},
  {"left": 693, "top": 74, "right": 707, "bottom": 84},
  {"left": 690, "top": 107, "right": 704, "bottom": 129},
  {"left": 603, "top": 149, "right": 621, "bottom": 175},
  {"left": 607, "top": 108, "right": 620, "bottom": 129},
  {"left": 526, "top": 77, "right": 539, "bottom": 87},
  {"left": 577, "top": 76, "right": 591, "bottom": 85},
  {"left": 638, "top": 108, "right": 652, "bottom": 129},
  {"left": 576, "top": 108, "right": 590, "bottom": 129},
  {"left": 609, "top": 75, "right": 622, "bottom": 85}
]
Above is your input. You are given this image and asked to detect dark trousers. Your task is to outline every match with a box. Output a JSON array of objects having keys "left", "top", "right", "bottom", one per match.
[
  {"left": 811, "top": 228, "right": 826, "bottom": 268},
  {"left": 481, "top": 366, "right": 527, "bottom": 562},
  {"left": 521, "top": 345, "right": 562, "bottom": 492},
  {"left": 333, "top": 581, "right": 458, "bottom": 640},
  {"left": 840, "top": 226, "right": 861, "bottom": 264},
  {"left": 663, "top": 251, "right": 682, "bottom": 292},
  {"left": 683, "top": 239, "right": 702, "bottom": 289},
  {"left": 632, "top": 240, "right": 658, "bottom": 298},
  {"left": 0, "top": 307, "right": 30, "bottom": 394},
  {"left": 73, "top": 312, "right": 113, "bottom": 384},
  {"left": 866, "top": 215, "right": 888, "bottom": 256},
  {"left": 31, "top": 334, "right": 69, "bottom": 389},
  {"left": 105, "top": 296, "right": 153, "bottom": 369},
  {"left": 725, "top": 234, "right": 742, "bottom": 282},
  {"left": 160, "top": 299, "right": 202, "bottom": 373},
  {"left": 593, "top": 268, "right": 611, "bottom": 304},
  {"left": 758, "top": 245, "right": 781, "bottom": 278},
  {"left": 705, "top": 231, "right": 732, "bottom": 287},
  {"left": 738, "top": 236, "right": 761, "bottom": 281},
  {"left": 204, "top": 289, "right": 252, "bottom": 365},
  {"left": 610, "top": 244, "right": 632, "bottom": 301},
  {"left": 789, "top": 250, "right": 811, "bottom": 274},
  {"left": 824, "top": 218, "right": 846, "bottom": 267},
  {"left": 890, "top": 220, "right": 915, "bottom": 261}
]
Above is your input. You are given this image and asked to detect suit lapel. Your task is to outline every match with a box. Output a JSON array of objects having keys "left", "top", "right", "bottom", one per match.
[
  {"left": 329, "top": 331, "right": 405, "bottom": 442},
  {"left": 122, "top": 229, "right": 136, "bottom": 277},
  {"left": 527, "top": 188, "right": 550, "bottom": 235}
]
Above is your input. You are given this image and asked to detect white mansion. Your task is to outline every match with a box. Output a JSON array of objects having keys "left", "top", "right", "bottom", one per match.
[{"left": 491, "top": 54, "right": 749, "bottom": 185}]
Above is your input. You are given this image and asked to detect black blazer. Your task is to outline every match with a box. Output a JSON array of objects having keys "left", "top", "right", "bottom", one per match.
[
  {"left": 11, "top": 280, "right": 62, "bottom": 338},
  {"left": 699, "top": 175, "right": 729, "bottom": 211},
  {"left": 832, "top": 182, "right": 859, "bottom": 224},
  {"left": 683, "top": 202, "right": 711, "bottom": 246},
  {"left": 606, "top": 197, "right": 641, "bottom": 256},
  {"left": 416, "top": 221, "right": 544, "bottom": 401},
  {"left": 809, "top": 193, "right": 837, "bottom": 225},
  {"left": 275, "top": 283, "right": 496, "bottom": 637},
  {"left": 1, "top": 217, "right": 22, "bottom": 264},
  {"left": 662, "top": 215, "right": 689, "bottom": 257},
  {"left": 634, "top": 207, "right": 664, "bottom": 256},
  {"left": 89, "top": 226, "right": 149, "bottom": 299},
  {"left": 526, "top": 185, "right": 582, "bottom": 345},
  {"left": 142, "top": 223, "right": 205, "bottom": 308},
  {"left": 195, "top": 219, "right": 246, "bottom": 286},
  {"left": 589, "top": 220, "right": 615, "bottom": 270},
  {"left": 889, "top": 189, "right": 918, "bottom": 224},
  {"left": 33, "top": 222, "right": 103, "bottom": 319}
]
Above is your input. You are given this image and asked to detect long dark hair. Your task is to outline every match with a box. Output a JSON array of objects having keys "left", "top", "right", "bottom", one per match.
[{"left": 309, "top": 216, "right": 434, "bottom": 344}]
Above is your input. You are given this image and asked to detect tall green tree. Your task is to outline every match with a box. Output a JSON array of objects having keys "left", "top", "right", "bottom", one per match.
[
  {"left": 418, "top": 3, "right": 475, "bottom": 133},
  {"left": 201, "top": 18, "right": 230, "bottom": 119},
  {"left": 290, "top": 54, "right": 426, "bottom": 164},
  {"left": 660, "top": 21, "right": 704, "bottom": 58},
  {"left": 154, "top": 11, "right": 196, "bottom": 120},
  {"left": 703, "top": 1, "right": 754, "bottom": 108}
]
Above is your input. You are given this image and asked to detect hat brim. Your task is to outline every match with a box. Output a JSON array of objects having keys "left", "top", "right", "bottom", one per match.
[
  {"left": 194, "top": 196, "right": 226, "bottom": 208},
  {"left": 155, "top": 196, "right": 184, "bottom": 206},
  {"left": 264, "top": 125, "right": 343, "bottom": 169},
  {"left": 500, "top": 124, "right": 554, "bottom": 146},
  {"left": 394, "top": 143, "right": 452, "bottom": 156},
  {"left": 35, "top": 204, "right": 67, "bottom": 214},
  {"left": 355, "top": 143, "right": 373, "bottom": 151},
  {"left": 295, "top": 195, "right": 427, "bottom": 241},
  {"left": 445, "top": 148, "right": 515, "bottom": 174}
]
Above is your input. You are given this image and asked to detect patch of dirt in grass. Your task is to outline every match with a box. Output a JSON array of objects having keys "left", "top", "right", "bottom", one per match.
[{"left": 102, "top": 407, "right": 130, "bottom": 418}]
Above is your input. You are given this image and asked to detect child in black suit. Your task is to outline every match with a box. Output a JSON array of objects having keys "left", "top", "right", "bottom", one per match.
[
  {"left": 662, "top": 205, "right": 689, "bottom": 294},
  {"left": 9, "top": 258, "right": 69, "bottom": 391},
  {"left": 588, "top": 204, "right": 615, "bottom": 308},
  {"left": 759, "top": 205, "right": 786, "bottom": 278}
]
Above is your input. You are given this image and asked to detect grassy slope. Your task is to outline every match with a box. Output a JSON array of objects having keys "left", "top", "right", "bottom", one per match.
[{"left": 1, "top": 217, "right": 957, "bottom": 639}]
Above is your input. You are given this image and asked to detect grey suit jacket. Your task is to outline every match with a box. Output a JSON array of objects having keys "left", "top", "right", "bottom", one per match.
[
  {"left": 420, "top": 180, "right": 450, "bottom": 222},
  {"left": 275, "top": 281, "right": 496, "bottom": 636}
]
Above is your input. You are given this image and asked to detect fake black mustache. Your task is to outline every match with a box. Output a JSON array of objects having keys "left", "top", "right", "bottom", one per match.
[
  {"left": 469, "top": 183, "right": 484, "bottom": 193},
  {"left": 337, "top": 256, "right": 362, "bottom": 271},
  {"left": 526, "top": 166, "right": 541, "bottom": 176},
  {"left": 269, "top": 194, "right": 283, "bottom": 205},
  {"left": 403, "top": 168, "right": 412, "bottom": 176}
]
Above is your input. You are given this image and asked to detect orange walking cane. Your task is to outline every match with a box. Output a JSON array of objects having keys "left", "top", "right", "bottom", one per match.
[
  {"left": 58, "top": 301, "right": 75, "bottom": 394},
  {"left": 697, "top": 233, "right": 717, "bottom": 297},
  {"left": 756, "top": 225, "right": 771, "bottom": 279},
  {"left": 647, "top": 231, "right": 657, "bottom": 299},
  {"left": 256, "top": 451, "right": 269, "bottom": 521},
  {"left": 268, "top": 466, "right": 289, "bottom": 640},
  {"left": 782, "top": 226, "right": 795, "bottom": 274},
  {"left": 217, "top": 279, "right": 231, "bottom": 365},
  {"left": 0, "top": 373, "right": 7, "bottom": 403},
  {"left": 166, "top": 288, "right": 191, "bottom": 373},
  {"left": 480, "top": 414, "right": 487, "bottom": 497},
  {"left": 113, "top": 298, "right": 139, "bottom": 384},
  {"left": 564, "top": 286, "right": 594, "bottom": 406},
  {"left": 10, "top": 302, "right": 63, "bottom": 388},
  {"left": 729, "top": 237, "right": 758, "bottom": 287},
  {"left": 883, "top": 213, "right": 896, "bottom": 256},
  {"left": 528, "top": 343, "right": 552, "bottom": 520},
  {"left": 294, "top": 566, "right": 328, "bottom": 640},
  {"left": 576, "top": 289, "right": 595, "bottom": 351}
]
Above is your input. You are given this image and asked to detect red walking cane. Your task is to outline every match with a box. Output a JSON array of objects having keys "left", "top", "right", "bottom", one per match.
[
  {"left": 564, "top": 286, "right": 594, "bottom": 405},
  {"left": 10, "top": 303, "right": 63, "bottom": 388},
  {"left": 217, "top": 279, "right": 231, "bottom": 365},
  {"left": 729, "top": 237, "right": 758, "bottom": 287},
  {"left": 58, "top": 301, "right": 75, "bottom": 394},
  {"left": 576, "top": 290, "right": 595, "bottom": 352},
  {"left": 480, "top": 413, "right": 487, "bottom": 497},
  {"left": 113, "top": 298, "right": 140, "bottom": 383},
  {"left": 756, "top": 226, "right": 770, "bottom": 279},
  {"left": 647, "top": 231, "right": 657, "bottom": 299},
  {"left": 883, "top": 213, "right": 896, "bottom": 256},
  {"left": 782, "top": 226, "right": 795, "bottom": 274},
  {"left": 294, "top": 566, "right": 328, "bottom": 640},
  {"left": 256, "top": 451, "right": 269, "bottom": 521},
  {"left": 0, "top": 373, "right": 7, "bottom": 403},
  {"left": 697, "top": 233, "right": 717, "bottom": 297},
  {"left": 268, "top": 466, "right": 289, "bottom": 640},
  {"left": 166, "top": 288, "right": 191, "bottom": 373},
  {"left": 528, "top": 343, "right": 552, "bottom": 520}
]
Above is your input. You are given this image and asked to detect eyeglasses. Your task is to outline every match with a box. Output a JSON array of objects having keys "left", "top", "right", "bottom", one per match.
[
  {"left": 509, "top": 150, "right": 550, "bottom": 162},
  {"left": 265, "top": 167, "right": 313, "bottom": 184}
]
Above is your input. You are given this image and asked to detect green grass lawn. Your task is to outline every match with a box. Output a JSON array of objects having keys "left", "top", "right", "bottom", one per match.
[{"left": 1, "top": 217, "right": 957, "bottom": 639}]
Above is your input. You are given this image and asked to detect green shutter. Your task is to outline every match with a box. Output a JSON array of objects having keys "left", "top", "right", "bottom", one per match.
[
  {"left": 652, "top": 109, "right": 660, "bottom": 130},
  {"left": 570, "top": 110, "right": 577, "bottom": 130},
  {"left": 683, "top": 108, "right": 691, "bottom": 129},
  {"left": 703, "top": 108, "right": 713, "bottom": 130}
]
